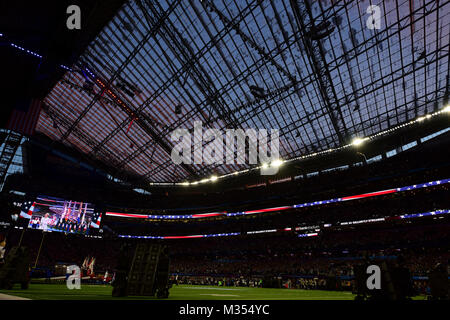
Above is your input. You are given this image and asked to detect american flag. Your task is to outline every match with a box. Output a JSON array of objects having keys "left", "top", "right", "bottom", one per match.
[
  {"left": 82, "top": 256, "right": 89, "bottom": 270},
  {"left": 6, "top": 98, "right": 42, "bottom": 136},
  {"left": 19, "top": 201, "right": 35, "bottom": 219},
  {"left": 88, "top": 257, "right": 95, "bottom": 275},
  {"left": 90, "top": 212, "right": 102, "bottom": 228}
]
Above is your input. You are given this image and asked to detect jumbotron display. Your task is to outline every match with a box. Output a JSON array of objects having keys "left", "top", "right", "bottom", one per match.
[{"left": 26, "top": 196, "right": 102, "bottom": 235}]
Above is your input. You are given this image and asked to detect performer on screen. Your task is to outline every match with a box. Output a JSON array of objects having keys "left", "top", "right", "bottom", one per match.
[
  {"left": 49, "top": 215, "right": 57, "bottom": 230},
  {"left": 0, "top": 237, "right": 6, "bottom": 264},
  {"left": 40, "top": 213, "right": 51, "bottom": 231}
]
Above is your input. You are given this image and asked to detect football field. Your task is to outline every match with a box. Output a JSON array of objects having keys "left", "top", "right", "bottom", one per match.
[
  {"left": 0, "top": 283, "right": 358, "bottom": 300},
  {"left": 0, "top": 283, "right": 427, "bottom": 300}
]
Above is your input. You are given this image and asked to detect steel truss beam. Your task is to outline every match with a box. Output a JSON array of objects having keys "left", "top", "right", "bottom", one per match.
[
  {"left": 290, "top": 0, "right": 348, "bottom": 144},
  {"left": 0, "top": 131, "right": 23, "bottom": 190}
]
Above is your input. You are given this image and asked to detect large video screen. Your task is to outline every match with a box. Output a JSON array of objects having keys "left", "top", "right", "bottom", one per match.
[{"left": 27, "top": 196, "right": 102, "bottom": 235}]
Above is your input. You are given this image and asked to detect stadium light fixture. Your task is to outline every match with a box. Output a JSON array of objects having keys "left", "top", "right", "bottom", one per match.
[
  {"left": 210, "top": 175, "right": 218, "bottom": 182},
  {"left": 416, "top": 116, "right": 426, "bottom": 122},
  {"left": 164, "top": 105, "right": 448, "bottom": 186},
  {"left": 351, "top": 137, "right": 366, "bottom": 146},
  {"left": 271, "top": 159, "right": 284, "bottom": 167}
]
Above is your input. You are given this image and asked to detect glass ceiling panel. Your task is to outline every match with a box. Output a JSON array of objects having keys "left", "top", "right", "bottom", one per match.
[{"left": 35, "top": 0, "right": 449, "bottom": 183}]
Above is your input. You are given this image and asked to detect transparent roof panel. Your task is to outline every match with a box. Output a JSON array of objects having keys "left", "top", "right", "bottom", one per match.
[{"left": 36, "top": 0, "right": 450, "bottom": 183}]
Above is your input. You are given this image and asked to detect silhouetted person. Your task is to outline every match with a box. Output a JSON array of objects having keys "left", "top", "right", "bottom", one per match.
[{"left": 429, "top": 263, "right": 449, "bottom": 300}]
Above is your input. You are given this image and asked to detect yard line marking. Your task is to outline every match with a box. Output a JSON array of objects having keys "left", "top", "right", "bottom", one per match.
[
  {"left": 0, "top": 293, "right": 31, "bottom": 300},
  {"left": 181, "top": 287, "right": 245, "bottom": 291},
  {"left": 199, "top": 294, "right": 240, "bottom": 297}
]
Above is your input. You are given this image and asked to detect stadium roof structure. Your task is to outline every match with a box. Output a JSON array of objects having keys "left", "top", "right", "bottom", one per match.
[{"left": 36, "top": 0, "right": 450, "bottom": 184}]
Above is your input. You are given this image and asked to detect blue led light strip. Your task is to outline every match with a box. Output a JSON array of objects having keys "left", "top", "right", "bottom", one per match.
[
  {"left": 5, "top": 34, "right": 72, "bottom": 71},
  {"left": 117, "top": 209, "right": 450, "bottom": 239},
  {"left": 107, "top": 178, "right": 450, "bottom": 220}
]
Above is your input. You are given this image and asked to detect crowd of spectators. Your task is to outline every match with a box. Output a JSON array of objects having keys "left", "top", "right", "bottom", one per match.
[
  {"left": 2, "top": 214, "right": 447, "bottom": 295},
  {"left": 166, "top": 222, "right": 449, "bottom": 294},
  {"left": 168, "top": 223, "right": 449, "bottom": 276},
  {"left": 0, "top": 142, "right": 448, "bottom": 295},
  {"left": 2, "top": 137, "right": 448, "bottom": 216},
  {"left": 112, "top": 183, "right": 449, "bottom": 236}
]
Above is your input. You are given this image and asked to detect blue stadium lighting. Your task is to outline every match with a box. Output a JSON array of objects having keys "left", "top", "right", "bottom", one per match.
[
  {"left": 400, "top": 209, "right": 450, "bottom": 219},
  {"left": 117, "top": 208, "right": 450, "bottom": 240},
  {"left": 60, "top": 64, "right": 72, "bottom": 71},
  {"left": 106, "top": 178, "right": 450, "bottom": 221},
  {"left": 10, "top": 43, "right": 43, "bottom": 58},
  {"left": 297, "top": 233, "right": 319, "bottom": 238},
  {"left": 6, "top": 36, "right": 75, "bottom": 73},
  {"left": 85, "top": 67, "right": 96, "bottom": 78}
]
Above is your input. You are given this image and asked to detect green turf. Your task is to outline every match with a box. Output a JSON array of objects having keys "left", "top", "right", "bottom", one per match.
[
  {"left": 0, "top": 283, "right": 355, "bottom": 300},
  {"left": 0, "top": 283, "right": 426, "bottom": 300}
]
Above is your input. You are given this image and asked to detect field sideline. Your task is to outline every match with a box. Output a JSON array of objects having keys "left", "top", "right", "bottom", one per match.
[
  {"left": 0, "top": 284, "right": 428, "bottom": 300},
  {"left": 0, "top": 283, "right": 359, "bottom": 300}
]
